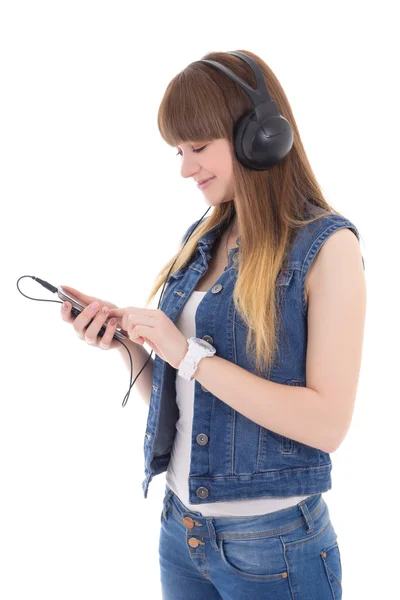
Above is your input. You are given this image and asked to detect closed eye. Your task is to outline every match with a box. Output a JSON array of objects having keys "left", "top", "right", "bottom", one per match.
[{"left": 176, "top": 145, "right": 207, "bottom": 156}]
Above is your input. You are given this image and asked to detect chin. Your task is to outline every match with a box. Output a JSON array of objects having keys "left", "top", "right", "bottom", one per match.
[{"left": 205, "top": 197, "right": 227, "bottom": 207}]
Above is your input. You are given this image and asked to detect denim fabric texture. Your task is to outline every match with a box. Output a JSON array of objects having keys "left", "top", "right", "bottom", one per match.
[
  {"left": 159, "top": 483, "right": 342, "bottom": 599},
  {"left": 142, "top": 198, "right": 364, "bottom": 504}
]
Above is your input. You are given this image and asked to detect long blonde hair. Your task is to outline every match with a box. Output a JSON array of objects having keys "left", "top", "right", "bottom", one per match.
[{"left": 144, "top": 49, "right": 347, "bottom": 375}]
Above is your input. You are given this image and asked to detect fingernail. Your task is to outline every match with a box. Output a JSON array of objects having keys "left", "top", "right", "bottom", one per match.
[
  {"left": 109, "top": 318, "right": 116, "bottom": 326},
  {"left": 62, "top": 302, "right": 68, "bottom": 310},
  {"left": 91, "top": 301, "right": 99, "bottom": 311}
]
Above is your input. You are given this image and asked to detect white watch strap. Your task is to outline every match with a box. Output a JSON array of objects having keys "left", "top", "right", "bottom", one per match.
[{"left": 178, "top": 339, "right": 214, "bottom": 380}]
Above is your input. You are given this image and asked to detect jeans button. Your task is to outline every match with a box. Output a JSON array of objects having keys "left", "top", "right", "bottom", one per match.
[{"left": 183, "top": 516, "right": 195, "bottom": 529}]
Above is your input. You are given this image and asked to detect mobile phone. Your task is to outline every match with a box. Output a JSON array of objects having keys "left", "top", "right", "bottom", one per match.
[{"left": 57, "top": 286, "right": 128, "bottom": 341}]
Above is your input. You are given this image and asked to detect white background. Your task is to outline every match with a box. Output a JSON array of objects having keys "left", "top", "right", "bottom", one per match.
[{"left": 2, "top": 1, "right": 398, "bottom": 598}]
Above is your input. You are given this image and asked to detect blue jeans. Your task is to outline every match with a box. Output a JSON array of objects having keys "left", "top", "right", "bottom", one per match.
[{"left": 159, "top": 484, "right": 342, "bottom": 599}]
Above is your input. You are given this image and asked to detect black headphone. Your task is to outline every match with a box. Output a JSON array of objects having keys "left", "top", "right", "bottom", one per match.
[
  {"left": 199, "top": 50, "right": 294, "bottom": 170},
  {"left": 17, "top": 51, "right": 294, "bottom": 408}
]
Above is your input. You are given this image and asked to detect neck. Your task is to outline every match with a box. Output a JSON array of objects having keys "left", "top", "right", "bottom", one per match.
[
  {"left": 223, "top": 226, "right": 240, "bottom": 251},
  {"left": 229, "top": 225, "right": 240, "bottom": 241},
  {"left": 227, "top": 214, "right": 239, "bottom": 239}
]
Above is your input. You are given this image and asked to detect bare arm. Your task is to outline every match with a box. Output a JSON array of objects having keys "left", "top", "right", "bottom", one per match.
[{"left": 117, "top": 339, "right": 154, "bottom": 407}]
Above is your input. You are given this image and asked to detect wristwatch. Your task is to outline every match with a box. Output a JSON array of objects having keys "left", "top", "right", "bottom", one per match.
[{"left": 178, "top": 337, "right": 216, "bottom": 381}]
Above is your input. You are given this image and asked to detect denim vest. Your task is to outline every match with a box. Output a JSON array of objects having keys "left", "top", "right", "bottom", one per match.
[{"left": 142, "top": 201, "right": 364, "bottom": 503}]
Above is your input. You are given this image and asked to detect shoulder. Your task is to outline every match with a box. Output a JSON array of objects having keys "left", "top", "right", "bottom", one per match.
[{"left": 305, "top": 225, "right": 363, "bottom": 300}]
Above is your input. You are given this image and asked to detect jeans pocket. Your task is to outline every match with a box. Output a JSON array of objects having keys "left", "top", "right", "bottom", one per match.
[
  {"left": 320, "top": 541, "right": 342, "bottom": 598},
  {"left": 217, "top": 535, "right": 289, "bottom": 582}
]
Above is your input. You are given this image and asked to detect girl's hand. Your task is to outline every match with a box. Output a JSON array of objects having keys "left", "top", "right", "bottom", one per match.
[
  {"left": 60, "top": 285, "right": 124, "bottom": 351},
  {"left": 106, "top": 306, "right": 189, "bottom": 369}
]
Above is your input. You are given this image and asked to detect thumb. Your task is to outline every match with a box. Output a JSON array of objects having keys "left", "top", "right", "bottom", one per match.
[{"left": 60, "top": 285, "right": 95, "bottom": 305}]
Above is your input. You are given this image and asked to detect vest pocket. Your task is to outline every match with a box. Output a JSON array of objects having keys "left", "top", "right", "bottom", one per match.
[
  {"left": 276, "top": 268, "right": 294, "bottom": 287},
  {"left": 320, "top": 541, "right": 342, "bottom": 598}
]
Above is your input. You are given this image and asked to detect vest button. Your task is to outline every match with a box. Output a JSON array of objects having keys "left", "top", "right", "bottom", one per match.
[
  {"left": 282, "top": 572, "right": 288, "bottom": 578},
  {"left": 183, "top": 516, "right": 195, "bottom": 529},
  {"left": 232, "top": 252, "right": 239, "bottom": 264},
  {"left": 196, "top": 433, "right": 209, "bottom": 445},
  {"left": 200, "top": 385, "right": 209, "bottom": 393},
  {"left": 196, "top": 487, "right": 209, "bottom": 499},
  {"left": 203, "top": 335, "right": 213, "bottom": 344},
  {"left": 188, "top": 537, "right": 200, "bottom": 548},
  {"left": 211, "top": 284, "right": 223, "bottom": 294}
]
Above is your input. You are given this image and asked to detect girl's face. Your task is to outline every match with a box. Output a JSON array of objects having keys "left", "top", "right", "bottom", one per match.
[{"left": 176, "top": 138, "right": 235, "bottom": 207}]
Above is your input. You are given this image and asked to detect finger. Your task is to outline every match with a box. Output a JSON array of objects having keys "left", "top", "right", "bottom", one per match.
[
  {"left": 61, "top": 301, "right": 74, "bottom": 323},
  {"left": 108, "top": 315, "right": 124, "bottom": 331},
  {"left": 99, "top": 319, "right": 118, "bottom": 349},
  {"left": 107, "top": 308, "right": 125, "bottom": 318},
  {"left": 84, "top": 305, "right": 111, "bottom": 344},
  {"left": 61, "top": 285, "right": 83, "bottom": 295},
  {"left": 73, "top": 302, "right": 102, "bottom": 340},
  {"left": 61, "top": 300, "right": 69, "bottom": 316},
  {"left": 111, "top": 315, "right": 123, "bottom": 324},
  {"left": 129, "top": 325, "right": 151, "bottom": 345},
  {"left": 128, "top": 333, "right": 145, "bottom": 345},
  {"left": 128, "top": 326, "right": 138, "bottom": 341}
]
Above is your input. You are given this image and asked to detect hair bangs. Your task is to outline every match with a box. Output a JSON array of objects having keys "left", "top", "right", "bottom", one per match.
[{"left": 157, "top": 62, "right": 233, "bottom": 148}]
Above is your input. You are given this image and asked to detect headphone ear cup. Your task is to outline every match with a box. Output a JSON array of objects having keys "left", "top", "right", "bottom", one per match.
[{"left": 233, "top": 111, "right": 294, "bottom": 171}]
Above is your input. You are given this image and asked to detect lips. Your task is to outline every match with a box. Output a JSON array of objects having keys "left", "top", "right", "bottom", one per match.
[{"left": 197, "top": 176, "right": 216, "bottom": 191}]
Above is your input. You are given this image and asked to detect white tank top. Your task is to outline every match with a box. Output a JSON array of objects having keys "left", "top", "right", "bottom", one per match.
[{"left": 166, "top": 290, "right": 313, "bottom": 517}]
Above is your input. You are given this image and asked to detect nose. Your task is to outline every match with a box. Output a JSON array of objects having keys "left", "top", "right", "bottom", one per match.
[{"left": 180, "top": 153, "right": 201, "bottom": 180}]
